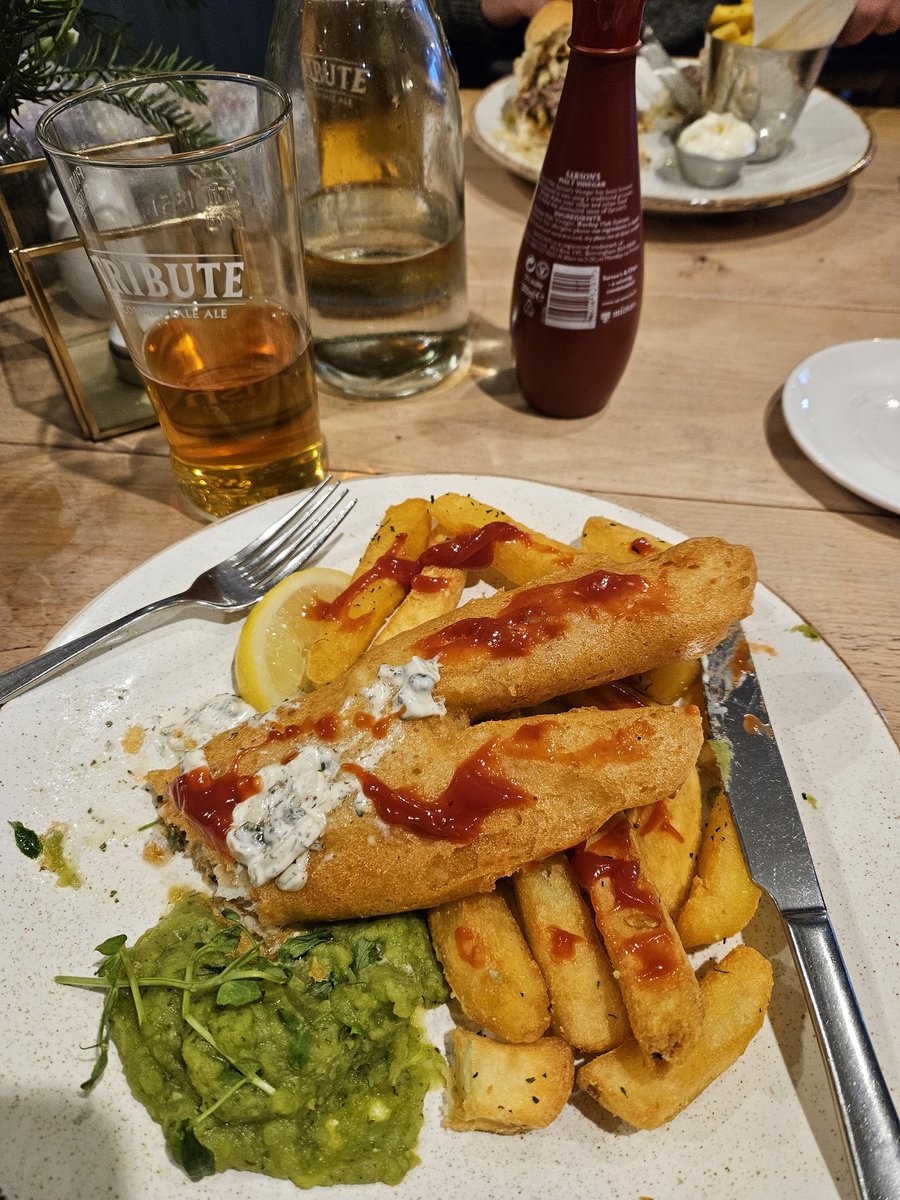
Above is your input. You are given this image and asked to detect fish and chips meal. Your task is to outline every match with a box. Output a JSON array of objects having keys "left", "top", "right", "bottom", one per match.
[{"left": 59, "top": 491, "right": 774, "bottom": 1190}]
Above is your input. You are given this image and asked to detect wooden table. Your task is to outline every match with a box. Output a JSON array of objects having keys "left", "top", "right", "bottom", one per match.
[{"left": 1, "top": 98, "right": 898, "bottom": 738}]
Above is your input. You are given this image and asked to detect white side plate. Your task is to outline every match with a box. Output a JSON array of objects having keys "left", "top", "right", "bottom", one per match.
[{"left": 783, "top": 339, "right": 900, "bottom": 514}]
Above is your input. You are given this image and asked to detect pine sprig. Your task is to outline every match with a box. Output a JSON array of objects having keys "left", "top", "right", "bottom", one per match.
[{"left": 1, "top": 0, "right": 214, "bottom": 146}]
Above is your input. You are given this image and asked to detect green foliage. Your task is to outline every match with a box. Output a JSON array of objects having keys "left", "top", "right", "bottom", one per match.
[{"left": 1, "top": 0, "right": 213, "bottom": 144}]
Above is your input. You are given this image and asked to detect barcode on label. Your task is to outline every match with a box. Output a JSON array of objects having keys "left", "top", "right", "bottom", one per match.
[{"left": 544, "top": 264, "right": 600, "bottom": 330}]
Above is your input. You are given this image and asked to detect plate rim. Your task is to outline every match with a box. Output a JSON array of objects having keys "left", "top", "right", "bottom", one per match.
[
  {"left": 782, "top": 338, "right": 900, "bottom": 515},
  {"left": 7, "top": 472, "right": 899, "bottom": 1200},
  {"left": 470, "top": 73, "right": 875, "bottom": 214}
]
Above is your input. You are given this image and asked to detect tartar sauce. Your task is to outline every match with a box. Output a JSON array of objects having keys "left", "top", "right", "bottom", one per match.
[
  {"left": 227, "top": 743, "right": 357, "bottom": 891},
  {"left": 226, "top": 657, "right": 444, "bottom": 892},
  {"left": 361, "top": 656, "right": 445, "bottom": 720},
  {"left": 677, "top": 111, "right": 756, "bottom": 160},
  {"left": 164, "top": 694, "right": 257, "bottom": 757}
]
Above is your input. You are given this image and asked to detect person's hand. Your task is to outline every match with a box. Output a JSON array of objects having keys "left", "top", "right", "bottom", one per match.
[
  {"left": 837, "top": 0, "right": 900, "bottom": 43},
  {"left": 480, "top": 0, "right": 547, "bottom": 30}
]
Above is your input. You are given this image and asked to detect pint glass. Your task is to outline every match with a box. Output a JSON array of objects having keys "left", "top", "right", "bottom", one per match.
[{"left": 37, "top": 74, "right": 325, "bottom": 517}]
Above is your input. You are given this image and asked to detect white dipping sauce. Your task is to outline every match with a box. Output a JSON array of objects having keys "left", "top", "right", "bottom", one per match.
[{"left": 677, "top": 111, "right": 756, "bottom": 159}]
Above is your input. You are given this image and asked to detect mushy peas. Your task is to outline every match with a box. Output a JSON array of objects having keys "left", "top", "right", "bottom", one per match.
[{"left": 109, "top": 894, "right": 448, "bottom": 1187}]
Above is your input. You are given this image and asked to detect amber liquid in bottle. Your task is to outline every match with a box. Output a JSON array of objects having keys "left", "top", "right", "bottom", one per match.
[{"left": 510, "top": 0, "right": 646, "bottom": 418}]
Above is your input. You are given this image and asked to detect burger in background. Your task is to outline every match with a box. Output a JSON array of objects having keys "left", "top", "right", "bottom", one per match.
[{"left": 503, "top": 0, "right": 573, "bottom": 159}]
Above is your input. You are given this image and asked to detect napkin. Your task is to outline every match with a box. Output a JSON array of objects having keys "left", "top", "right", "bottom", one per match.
[{"left": 754, "top": 0, "right": 855, "bottom": 49}]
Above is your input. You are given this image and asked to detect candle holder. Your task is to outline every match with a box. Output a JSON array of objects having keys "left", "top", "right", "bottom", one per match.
[{"left": 0, "top": 146, "right": 158, "bottom": 440}]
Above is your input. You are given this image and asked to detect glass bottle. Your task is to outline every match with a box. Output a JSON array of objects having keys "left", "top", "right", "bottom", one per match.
[
  {"left": 510, "top": 0, "right": 646, "bottom": 418},
  {"left": 266, "top": 0, "right": 468, "bottom": 399}
]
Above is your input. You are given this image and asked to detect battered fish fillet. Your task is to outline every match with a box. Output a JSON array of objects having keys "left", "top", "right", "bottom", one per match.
[
  {"left": 159, "top": 706, "right": 704, "bottom": 923},
  {"left": 364, "top": 536, "right": 754, "bottom": 718},
  {"left": 151, "top": 536, "right": 752, "bottom": 923}
]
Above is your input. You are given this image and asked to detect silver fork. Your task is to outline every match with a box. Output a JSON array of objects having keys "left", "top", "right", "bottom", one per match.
[{"left": 0, "top": 477, "right": 356, "bottom": 707}]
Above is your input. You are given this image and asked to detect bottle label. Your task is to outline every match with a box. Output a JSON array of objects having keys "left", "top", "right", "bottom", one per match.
[
  {"left": 302, "top": 55, "right": 371, "bottom": 102},
  {"left": 90, "top": 251, "right": 246, "bottom": 318},
  {"left": 518, "top": 168, "right": 640, "bottom": 328}
]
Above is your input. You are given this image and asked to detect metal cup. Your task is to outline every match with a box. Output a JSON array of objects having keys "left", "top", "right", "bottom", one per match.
[{"left": 703, "top": 37, "right": 830, "bottom": 163}]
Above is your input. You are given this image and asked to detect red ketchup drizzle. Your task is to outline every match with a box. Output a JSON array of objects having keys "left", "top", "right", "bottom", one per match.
[
  {"left": 410, "top": 573, "right": 452, "bottom": 593},
  {"left": 353, "top": 710, "right": 399, "bottom": 739},
  {"left": 414, "top": 569, "right": 660, "bottom": 664},
  {"left": 571, "top": 815, "right": 677, "bottom": 982},
  {"left": 455, "top": 925, "right": 486, "bottom": 967},
  {"left": 729, "top": 639, "right": 755, "bottom": 686},
  {"left": 308, "top": 534, "right": 420, "bottom": 627},
  {"left": 343, "top": 735, "right": 533, "bottom": 842},
  {"left": 303, "top": 522, "right": 565, "bottom": 626},
  {"left": 171, "top": 766, "right": 261, "bottom": 856},
  {"left": 629, "top": 537, "right": 657, "bottom": 556},
  {"left": 640, "top": 799, "right": 685, "bottom": 842},
  {"left": 548, "top": 925, "right": 584, "bottom": 962},
  {"left": 252, "top": 716, "right": 342, "bottom": 752},
  {"left": 419, "top": 520, "right": 530, "bottom": 569},
  {"left": 743, "top": 713, "right": 770, "bottom": 737}
]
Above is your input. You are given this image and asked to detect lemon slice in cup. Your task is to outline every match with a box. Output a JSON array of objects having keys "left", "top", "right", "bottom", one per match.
[{"left": 234, "top": 567, "right": 351, "bottom": 711}]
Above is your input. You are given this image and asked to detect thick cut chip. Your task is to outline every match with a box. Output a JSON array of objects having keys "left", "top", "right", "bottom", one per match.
[
  {"left": 630, "top": 767, "right": 703, "bottom": 919},
  {"left": 445, "top": 1029, "right": 574, "bottom": 1133},
  {"left": 429, "top": 892, "right": 550, "bottom": 1043},
  {"left": 573, "top": 814, "right": 702, "bottom": 1060},
  {"left": 514, "top": 854, "right": 628, "bottom": 1053},
  {"left": 677, "top": 790, "right": 762, "bottom": 948},
  {"left": 306, "top": 498, "right": 432, "bottom": 686},
  {"left": 374, "top": 565, "right": 466, "bottom": 644},
  {"left": 431, "top": 492, "right": 578, "bottom": 584},
  {"left": 580, "top": 515, "right": 670, "bottom": 560},
  {"left": 577, "top": 945, "right": 773, "bottom": 1128}
]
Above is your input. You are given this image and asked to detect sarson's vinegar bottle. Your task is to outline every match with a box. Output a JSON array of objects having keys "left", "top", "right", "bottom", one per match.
[{"left": 510, "top": 0, "right": 646, "bottom": 417}]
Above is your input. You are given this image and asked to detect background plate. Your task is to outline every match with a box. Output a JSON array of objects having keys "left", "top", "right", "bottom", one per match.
[
  {"left": 782, "top": 339, "right": 900, "bottom": 515},
  {"left": 471, "top": 69, "right": 873, "bottom": 213},
  {"left": 2, "top": 473, "right": 898, "bottom": 1200}
]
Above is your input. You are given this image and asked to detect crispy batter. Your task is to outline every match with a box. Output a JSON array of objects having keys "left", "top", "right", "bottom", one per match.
[
  {"left": 153, "top": 537, "right": 750, "bottom": 925},
  {"left": 155, "top": 708, "right": 702, "bottom": 923},
  {"left": 676, "top": 791, "right": 762, "bottom": 948},
  {"left": 403, "top": 537, "right": 754, "bottom": 718},
  {"left": 219, "top": 707, "right": 703, "bottom": 924},
  {"left": 152, "top": 536, "right": 752, "bottom": 791}
]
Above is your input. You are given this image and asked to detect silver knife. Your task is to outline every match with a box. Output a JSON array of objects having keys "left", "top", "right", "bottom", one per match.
[{"left": 702, "top": 625, "right": 900, "bottom": 1200}]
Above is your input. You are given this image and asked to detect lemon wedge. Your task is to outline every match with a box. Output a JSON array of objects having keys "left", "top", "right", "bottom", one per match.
[{"left": 234, "top": 567, "right": 351, "bottom": 711}]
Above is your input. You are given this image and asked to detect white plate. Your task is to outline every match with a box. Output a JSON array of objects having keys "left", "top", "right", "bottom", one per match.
[
  {"left": 471, "top": 67, "right": 874, "bottom": 213},
  {"left": 2, "top": 473, "right": 898, "bottom": 1200},
  {"left": 782, "top": 339, "right": 900, "bottom": 514}
]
